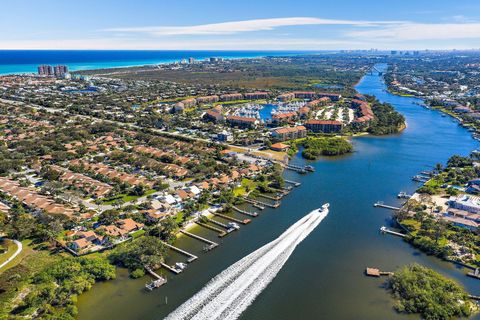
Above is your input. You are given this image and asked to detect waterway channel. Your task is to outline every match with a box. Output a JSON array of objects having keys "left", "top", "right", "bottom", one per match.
[{"left": 78, "top": 63, "right": 480, "bottom": 319}]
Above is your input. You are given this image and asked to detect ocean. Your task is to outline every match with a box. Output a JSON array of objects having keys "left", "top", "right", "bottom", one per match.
[{"left": 0, "top": 50, "right": 309, "bottom": 75}]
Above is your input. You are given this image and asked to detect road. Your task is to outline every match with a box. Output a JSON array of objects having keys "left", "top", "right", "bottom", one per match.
[{"left": 0, "top": 239, "right": 23, "bottom": 271}]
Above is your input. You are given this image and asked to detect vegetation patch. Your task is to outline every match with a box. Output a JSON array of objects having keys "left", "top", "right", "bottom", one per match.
[{"left": 387, "top": 264, "right": 475, "bottom": 320}]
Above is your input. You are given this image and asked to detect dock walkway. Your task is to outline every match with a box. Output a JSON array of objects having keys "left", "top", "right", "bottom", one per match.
[
  {"left": 161, "top": 241, "right": 198, "bottom": 263},
  {"left": 179, "top": 230, "right": 218, "bottom": 249},
  {"left": 380, "top": 226, "right": 406, "bottom": 238},
  {"left": 374, "top": 202, "right": 400, "bottom": 210},
  {"left": 232, "top": 206, "right": 258, "bottom": 217},
  {"left": 284, "top": 179, "right": 301, "bottom": 187},
  {"left": 160, "top": 262, "right": 181, "bottom": 274},
  {"left": 195, "top": 221, "right": 227, "bottom": 237},
  {"left": 213, "top": 212, "right": 250, "bottom": 224},
  {"left": 244, "top": 198, "right": 280, "bottom": 208}
]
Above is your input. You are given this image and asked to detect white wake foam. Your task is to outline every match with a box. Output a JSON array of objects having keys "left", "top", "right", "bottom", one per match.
[{"left": 165, "top": 205, "right": 329, "bottom": 320}]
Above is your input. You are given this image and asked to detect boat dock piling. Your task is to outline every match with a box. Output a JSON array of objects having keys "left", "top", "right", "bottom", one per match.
[
  {"left": 232, "top": 205, "right": 258, "bottom": 217},
  {"left": 179, "top": 230, "right": 218, "bottom": 249},
  {"left": 213, "top": 212, "right": 251, "bottom": 224},
  {"left": 284, "top": 179, "right": 301, "bottom": 187},
  {"left": 380, "top": 226, "right": 407, "bottom": 238},
  {"left": 195, "top": 221, "right": 227, "bottom": 237},
  {"left": 161, "top": 241, "right": 198, "bottom": 263},
  {"left": 374, "top": 201, "right": 400, "bottom": 210}
]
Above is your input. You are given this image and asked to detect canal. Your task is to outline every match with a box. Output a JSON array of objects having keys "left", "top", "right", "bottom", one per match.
[{"left": 78, "top": 64, "right": 480, "bottom": 320}]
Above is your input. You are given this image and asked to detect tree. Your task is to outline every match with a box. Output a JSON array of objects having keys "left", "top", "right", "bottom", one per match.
[{"left": 109, "top": 236, "right": 167, "bottom": 272}]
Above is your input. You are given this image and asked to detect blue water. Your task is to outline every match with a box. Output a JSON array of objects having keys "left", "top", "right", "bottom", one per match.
[
  {"left": 0, "top": 50, "right": 306, "bottom": 75},
  {"left": 259, "top": 104, "right": 277, "bottom": 121}
]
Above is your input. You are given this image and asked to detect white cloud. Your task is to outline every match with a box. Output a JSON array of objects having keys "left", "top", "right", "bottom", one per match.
[
  {"left": 103, "top": 17, "right": 403, "bottom": 36},
  {"left": 349, "top": 22, "right": 480, "bottom": 41}
]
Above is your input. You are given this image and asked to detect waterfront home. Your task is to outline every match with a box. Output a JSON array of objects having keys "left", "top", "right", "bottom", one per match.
[
  {"left": 305, "top": 119, "right": 343, "bottom": 133},
  {"left": 448, "top": 195, "right": 480, "bottom": 214},
  {"left": 444, "top": 208, "right": 479, "bottom": 230}
]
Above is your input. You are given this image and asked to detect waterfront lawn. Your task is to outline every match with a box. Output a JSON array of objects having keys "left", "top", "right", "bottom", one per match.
[{"left": 233, "top": 178, "right": 258, "bottom": 197}]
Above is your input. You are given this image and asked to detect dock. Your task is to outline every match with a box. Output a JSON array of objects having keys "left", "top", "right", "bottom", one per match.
[
  {"left": 467, "top": 268, "right": 480, "bottom": 280},
  {"left": 161, "top": 241, "right": 198, "bottom": 263},
  {"left": 284, "top": 164, "right": 307, "bottom": 174},
  {"left": 374, "top": 201, "right": 400, "bottom": 210},
  {"left": 179, "top": 230, "right": 218, "bottom": 250},
  {"left": 195, "top": 221, "right": 227, "bottom": 237},
  {"left": 213, "top": 212, "right": 251, "bottom": 225},
  {"left": 380, "top": 226, "right": 407, "bottom": 238},
  {"left": 469, "top": 295, "right": 480, "bottom": 301},
  {"left": 284, "top": 179, "right": 301, "bottom": 187},
  {"left": 258, "top": 193, "right": 282, "bottom": 201},
  {"left": 232, "top": 205, "right": 258, "bottom": 217},
  {"left": 145, "top": 267, "right": 167, "bottom": 290},
  {"left": 365, "top": 267, "right": 394, "bottom": 277},
  {"left": 244, "top": 197, "right": 280, "bottom": 208},
  {"left": 160, "top": 262, "right": 181, "bottom": 274}
]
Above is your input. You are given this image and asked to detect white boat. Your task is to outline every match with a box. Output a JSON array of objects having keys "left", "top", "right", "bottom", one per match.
[
  {"left": 227, "top": 222, "right": 240, "bottom": 230},
  {"left": 175, "top": 262, "right": 188, "bottom": 271}
]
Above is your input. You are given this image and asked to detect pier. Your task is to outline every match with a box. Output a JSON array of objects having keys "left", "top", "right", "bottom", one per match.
[
  {"left": 160, "top": 262, "right": 181, "bottom": 274},
  {"left": 232, "top": 205, "right": 258, "bottom": 217},
  {"left": 244, "top": 197, "right": 280, "bottom": 208},
  {"left": 213, "top": 212, "right": 251, "bottom": 224},
  {"left": 145, "top": 267, "right": 167, "bottom": 290},
  {"left": 380, "top": 226, "right": 406, "bottom": 238},
  {"left": 284, "top": 164, "right": 307, "bottom": 174},
  {"left": 374, "top": 201, "right": 400, "bottom": 210},
  {"left": 195, "top": 221, "right": 227, "bottom": 237},
  {"left": 179, "top": 230, "right": 218, "bottom": 250},
  {"left": 258, "top": 193, "right": 282, "bottom": 201},
  {"left": 162, "top": 241, "right": 198, "bottom": 263},
  {"left": 284, "top": 179, "right": 301, "bottom": 187},
  {"left": 467, "top": 268, "right": 480, "bottom": 280},
  {"left": 365, "top": 267, "right": 394, "bottom": 277}
]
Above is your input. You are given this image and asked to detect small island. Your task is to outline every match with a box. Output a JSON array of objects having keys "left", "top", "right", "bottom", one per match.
[{"left": 387, "top": 264, "right": 476, "bottom": 320}]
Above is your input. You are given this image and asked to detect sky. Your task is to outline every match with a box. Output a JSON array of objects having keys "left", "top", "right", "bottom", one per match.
[{"left": 2, "top": 0, "right": 480, "bottom": 50}]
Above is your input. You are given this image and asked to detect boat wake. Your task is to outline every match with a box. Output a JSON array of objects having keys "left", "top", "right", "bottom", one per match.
[{"left": 165, "top": 204, "right": 329, "bottom": 320}]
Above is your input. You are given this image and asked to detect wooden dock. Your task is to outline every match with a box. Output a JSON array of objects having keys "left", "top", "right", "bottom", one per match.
[
  {"left": 284, "top": 165, "right": 307, "bottom": 174},
  {"left": 213, "top": 212, "right": 251, "bottom": 225},
  {"left": 244, "top": 198, "right": 280, "bottom": 208},
  {"left": 374, "top": 202, "right": 400, "bottom": 210},
  {"left": 232, "top": 205, "right": 258, "bottom": 217},
  {"left": 160, "top": 262, "right": 181, "bottom": 274},
  {"left": 162, "top": 241, "right": 198, "bottom": 263},
  {"left": 284, "top": 179, "right": 301, "bottom": 187},
  {"left": 380, "top": 226, "right": 406, "bottom": 238},
  {"left": 145, "top": 267, "right": 167, "bottom": 290},
  {"left": 179, "top": 230, "right": 218, "bottom": 249},
  {"left": 195, "top": 221, "right": 227, "bottom": 237},
  {"left": 365, "top": 267, "right": 394, "bottom": 277},
  {"left": 467, "top": 268, "right": 480, "bottom": 280},
  {"left": 258, "top": 193, "right": 282, "bottom": 201}
]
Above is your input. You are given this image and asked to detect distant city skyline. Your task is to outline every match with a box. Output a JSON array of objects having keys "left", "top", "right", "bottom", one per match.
[{"left": 2, "top": 0, "right": 480, "bottom": 50}]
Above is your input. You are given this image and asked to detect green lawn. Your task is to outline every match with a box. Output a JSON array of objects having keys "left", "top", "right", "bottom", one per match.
[
  {"left": 0, "top": 240, "right": 17, "bottom": 269},
  {"left": 102, "top": 189, "right": 156, "bottom": 204},
  {"left": 233, "top": 178, "right": 257, "bottom": 197}
]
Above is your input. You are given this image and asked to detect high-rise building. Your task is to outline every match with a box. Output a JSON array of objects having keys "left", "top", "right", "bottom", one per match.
[
  {"left": 188, "top": 57, "right": 196, "bottom": 64},
  {"left": 54, "top": 65, "right": 68, "bottom": 77},
  {"left": 37, "top": 65, "right": 53, "bottom": 76}
]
